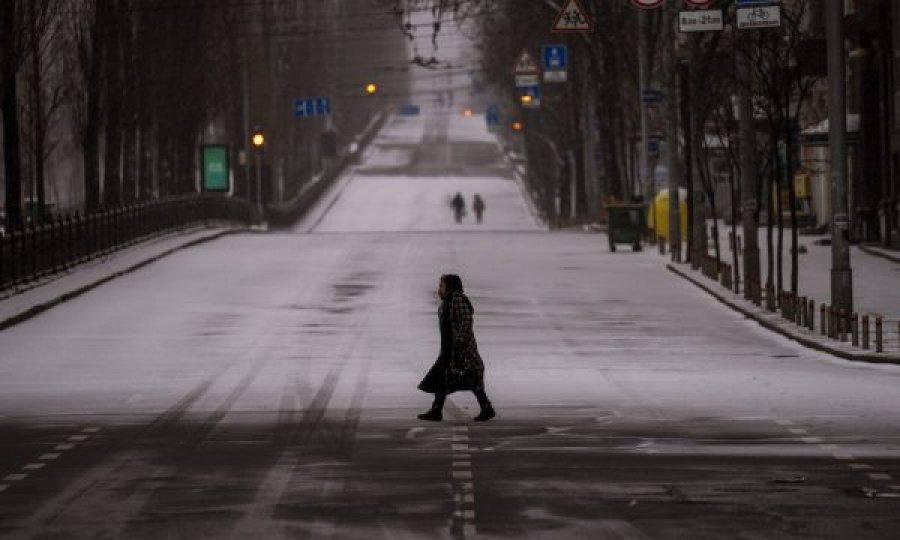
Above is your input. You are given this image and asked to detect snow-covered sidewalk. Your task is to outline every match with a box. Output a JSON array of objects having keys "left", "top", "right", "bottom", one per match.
[
  {"left": 660, "top": 224, "right": 900, "bottom": 364},
  {"left": 0, "top": 225, "right": 244, "bottom": 331}
]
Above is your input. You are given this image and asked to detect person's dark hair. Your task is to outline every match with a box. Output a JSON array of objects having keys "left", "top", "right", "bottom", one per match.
[{"left": 441, "top": 274, "right": 464, "bottom": 293}]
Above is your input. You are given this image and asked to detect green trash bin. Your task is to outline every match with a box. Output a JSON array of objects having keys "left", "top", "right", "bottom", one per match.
[{"left": 606, "top": 204, "right": 645, "bottom": 252}]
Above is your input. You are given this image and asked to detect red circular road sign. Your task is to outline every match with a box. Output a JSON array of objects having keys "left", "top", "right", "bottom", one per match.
[
  {"left": 630, "top": 0, "right": 665, "bottom": 8},
  {"left": 683, "top": 0, "right": 712, "bottom": 7}
]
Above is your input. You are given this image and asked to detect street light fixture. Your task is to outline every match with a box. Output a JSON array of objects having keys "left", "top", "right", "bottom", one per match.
[
  {"left": 365, "top": 83, "right": 378, "bottom": 95},
  {"left": 250, "top": 127, "right": 266, "bottom": 226}
]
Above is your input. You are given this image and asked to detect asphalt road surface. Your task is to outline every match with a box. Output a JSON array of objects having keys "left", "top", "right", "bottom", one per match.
[{"left": 0, "top": 114, "right": 898, "bottom": 539}]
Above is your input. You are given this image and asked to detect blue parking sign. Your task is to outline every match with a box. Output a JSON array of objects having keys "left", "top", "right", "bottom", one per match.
[{"left": 542, "top": 44, "right": 567, "bottom": 71}]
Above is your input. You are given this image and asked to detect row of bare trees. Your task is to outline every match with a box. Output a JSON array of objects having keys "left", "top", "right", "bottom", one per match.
[
  {"left": 398, "top": 0, "right": 828, "bottom": 296},
  {"left": 2, "top": 0, "right": 407, "bottom": 232}
]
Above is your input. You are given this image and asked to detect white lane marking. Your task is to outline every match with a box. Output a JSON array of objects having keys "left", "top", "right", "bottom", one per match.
[
  {"left": 801, "top": 437, "right": 823, "bottom": 444},
  {"left": 889, "top": 485, "right": 900, "bottom": 491},
  {"left": 452, "top": 425, "right": 468, "bottom": 432},
  {"left": 819, "top": 444, "right": 839, "bottom": 451},
  {"left": 452, "top": 470, "right": 473, "bottom": 480},
  {"left": 463, "top": 510, "right": 476, "bottom": 519},
  {"left": 868, "top": 473, "right": 893, "bottom": 481},
  {"left": 775, "top": 419, "right": 794, "bottom": 426},
  {"left": 452, "top": 434, "right": 470, "bottom": 442},
  {"left": 463, "top": 493, "right": 475, "bottom": 503},
  {"left": 39, "top": 454, "right": 61, "bottom": 460},
  {"left": 81, "top": 427, "right": 101, "bottom": 433},
  {"left": 463, "top": 524, "right": 477, "bottom": 537},
  {"left": 125, "top": 394, "right": 144, "bottom": 404},
  {"left": 460, "top": 482, "right": 473, "bottom": 492},
  {"left": 22, "top": 463, "right": 45, "bottom": 471},
  {"left": 54, "top": 444, "right": 75, "bottom": 451},
  {"left": 848, "top": 463, "right": 873, "bottom": 470},
  {"left": 405, "top": 427, "right": 425, "bottom": 439},
  {"left": 453, "top": 460, "right": 472, "bottom": 468},
  {"left": 789, "top": 428, "right": 808, "bottom": 435},
  {"left": 0, "top": 484, "right": 7, "bottom": 493},
  {"left": 67, "top": 435, "right": 88, "bottom": 442},
  {"left": 452, "top": 444, "right": 468, "bottom": 451},
  {"left": 4, "top": 474, "right": 27, "bottom": 482}
]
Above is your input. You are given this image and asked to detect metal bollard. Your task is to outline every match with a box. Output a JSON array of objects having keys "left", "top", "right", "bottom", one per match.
[
  {"left": 851, "top": 312, "right": 859, "bottom": 347},
  {"left": 821, "top": 304, "right": 827, "bottom": 336},
  {"left": 876, "top": 317, "right": 883, "bottom": 353},
  {"left": 839, "top": 309, "right": 848, "bottom": 342},
  {"left": 862, "top": 315, "right": 870, "bottom": 350},
  {"left": 808, "top": 299, "right": 815, "bottom": 331},
  {"left": 795, "top": 296, "right": 802, "bottom": 326}
]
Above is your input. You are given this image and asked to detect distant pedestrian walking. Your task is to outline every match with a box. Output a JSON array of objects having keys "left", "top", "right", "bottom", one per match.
[
  {"left": 451, "top": 192, "right": 466, "bottom": 223},
  {"left": 472, "top": 194, "right": 485, "bottom": 224},
  {"left": 418, "top": 274, "right": 495, "bottom": 422}
]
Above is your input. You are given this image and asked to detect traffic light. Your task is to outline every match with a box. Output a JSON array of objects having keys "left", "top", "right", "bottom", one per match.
[
  {"left": 463, "top": 108, "right": 473, "bottom": 117},
  {"left": 520, "top": 94, "right": 533, "bottom": 106},
  {"left": 250, "top": 127, "right": 266, "bottom": 150},
  {"left": 511, "top": 121, "right": 524, "bottom": 132},
  {"left": 365, "top": 83, "right": 378, "bottom": 95}
]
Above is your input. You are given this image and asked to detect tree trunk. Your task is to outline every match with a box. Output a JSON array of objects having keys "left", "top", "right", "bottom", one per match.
[
  {"left": 1, "top": 0, "right": 23, "bottom": 230},
  {"left": 121, "top": 1, "right": 137, "bottom": 203},
  {"left": 29, "top": 1, "right": 47, "bottom": 225},
  {"left": 775, "top": 132, "right": 784, "bottom": 295},
  {"left": 83, "top": 3, "right": 106, "bottom": 213},
  {"left": 103, "top": 0, "right": 122, "bottom": 207},
  {"left": 766, "top": 139, "right": 775, "bottom": 295},
  {"left": 785, "top": 117, "right": 799, "bottom": 295}
]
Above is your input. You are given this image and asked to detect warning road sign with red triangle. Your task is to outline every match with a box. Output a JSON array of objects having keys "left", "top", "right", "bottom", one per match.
[
  {"left": 551, "top": 0, "right": 594, "bottom": 33},
  {"left": 513, "top": 49, "right": 539, "bottom": 74}
]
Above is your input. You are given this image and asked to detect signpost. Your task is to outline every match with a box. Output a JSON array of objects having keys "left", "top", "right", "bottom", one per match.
[
  {"left": 736, "top": 5, "right": 781, "bottom": 29},
  {"left": 630, "top": 0, "right": 665, "bottom": 9},
  {"left": 514, "top": 49, "right": 541, "bottom": 109},
  {"left": 679, "top": 9, "right": 723, "bottom": 32},
  {"left": 201, "top": 145, "right": 230, "bottom": 193},
  {"left": 542, "top": 44, "right": 568, "bottom": 83},
  {"left": 551, "top": 0, "right": 594, "bottom": 33},
  {"left": 294, "top": 96, "right": 332, "bottom": 118}
]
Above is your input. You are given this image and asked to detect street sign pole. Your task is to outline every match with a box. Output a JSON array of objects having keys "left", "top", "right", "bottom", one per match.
[
  {"left": 638, "top": 9, "right": 650, "bottom": 208},
  {"left": 827, "top": 0, "right": 853, "bottom": 312}
]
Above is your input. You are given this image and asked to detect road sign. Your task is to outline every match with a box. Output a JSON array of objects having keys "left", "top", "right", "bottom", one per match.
[
  {"left": 520, "top": 85, "right": 541, "bottom": 108},
  {"left": 679, "top": 9, "right": 723, "bottom": 32},
  {"left": 399, "top": 104, "right": 421, "bottom": 116},
  {"left": 515, "top": 74, "right": 540, "bottom": 87},
  {"left": 630, "top": 0, "right": 665, "bottom": 9},
  {"left": 551, "top": 0, "right": 594, "bottom": 33},
  {"left": 542, "top": 44, "right": 568, "bottom": 70},
  {"left": 201, "top": 145, "right": 229, "bottom": 193},
  {"left": 544, "top": 70, "right": 568, "bottom": 83},
  {"left": 294, "top": 96, "right": 331, "bottom": 118},
  {"left": 641, "top": 89, "right": 663, "bottom": 103},
  {"left": 737, "top": 6, "right": 781, "bottom": 29},
  {"left": 647, "top": 138, "right": 660, "bottom": 159},
  {"left": 514, "top": 49, "right": 539, "bottom": 74},
  {"left": 486, "top": 105, "right": 500, "bottom": 128}
]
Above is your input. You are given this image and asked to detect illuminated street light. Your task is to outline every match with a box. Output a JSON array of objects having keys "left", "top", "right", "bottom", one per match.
[
  {"left": 250, "top": 129, "right": 266, "bottom": 149},
  {"left": 365, "top": 83, "right": 378, "bottom": 95},
  {"left": 463, "top": 108, "right": 473, "bottom": 117},
  {"left": 520, "top": 94, "right": 533, "bottom": 106},
  {"left": 511, "top": 121, "right": 524, "bottom": 132}
]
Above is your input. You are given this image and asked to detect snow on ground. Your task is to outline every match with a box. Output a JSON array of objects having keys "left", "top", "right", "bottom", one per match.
[
  {"left": 311, "top": 174, "right": 540, "bottom": 232},
  {"left": 710, "top": 222, "right": 900, "bottom": 320}
]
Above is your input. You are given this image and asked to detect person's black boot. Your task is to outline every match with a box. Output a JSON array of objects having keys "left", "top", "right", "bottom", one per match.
[
  {"left": 473, "top": 404, "right": 495, "bottom": 422},
  {"left": 417, "top": 409, "right": 443, "bottom": 421}
]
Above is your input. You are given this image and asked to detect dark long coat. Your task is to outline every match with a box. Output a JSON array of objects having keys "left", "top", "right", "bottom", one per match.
[{"left": 418, "top": 291, "right": 485, "bottom": 394}]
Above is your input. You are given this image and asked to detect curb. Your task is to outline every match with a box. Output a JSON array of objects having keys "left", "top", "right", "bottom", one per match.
[
  {"left": 0, "top": 228, "right": 241, "bottom": 332},
  {"left": 666, "top": 263, "right": 900, "bottom": 366},
  {"left": 859, "top": 244, "right": 900, "bottom": 265}
]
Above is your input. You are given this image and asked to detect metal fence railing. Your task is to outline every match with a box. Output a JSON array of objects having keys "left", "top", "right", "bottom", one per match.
[{"left": 0, "top": 195, "right": 250, "bottom": 292}]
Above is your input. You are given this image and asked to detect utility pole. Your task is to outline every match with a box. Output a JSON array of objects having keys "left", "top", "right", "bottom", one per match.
[
  {"left": 679, "top": 60, "right": 695, "bottom": 268},
  {"left": 737, "top": 30, "right": 760, "bottom": 300},
  {"left": 638, "top": 9, "right": 650, "bottom": 205},
  {"left": 664, "top": 2, "right": 681, "bottom": 261},
  {"left": 827, "top": 0, "right": 853, "bottom": 312}
]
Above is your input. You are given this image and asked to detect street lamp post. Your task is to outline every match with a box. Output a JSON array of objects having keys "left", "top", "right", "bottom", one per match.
[
  {"left": 529, "top": 131, "right": 566, "bottom": 228},
  {"left": 827, "top": 0, "right": 853, "bottom": 312}
]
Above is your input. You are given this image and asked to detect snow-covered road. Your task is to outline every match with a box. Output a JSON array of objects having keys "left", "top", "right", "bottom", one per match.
[{"left": 1, "top": 112, "right": 899, "bottom": 538}]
